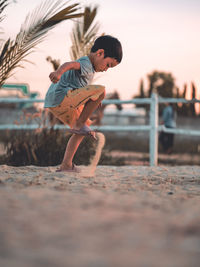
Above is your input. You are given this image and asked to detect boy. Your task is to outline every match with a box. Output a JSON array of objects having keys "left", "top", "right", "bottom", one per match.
[{"left": 44, "top": 35, "right": 123, "bottom": 172}]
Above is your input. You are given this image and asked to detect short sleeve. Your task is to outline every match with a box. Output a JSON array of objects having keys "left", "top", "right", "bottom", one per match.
[{"left": 77, "top": 57, "right": 94, "bottom": 76}]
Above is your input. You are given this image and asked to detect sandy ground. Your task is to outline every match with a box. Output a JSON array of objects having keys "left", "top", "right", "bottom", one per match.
[
  {"left": 108, "top": 151, "right": 200, "bottom": 166},
  {"left": 0, "top": 164, "right": 200, "bottom": 267}
]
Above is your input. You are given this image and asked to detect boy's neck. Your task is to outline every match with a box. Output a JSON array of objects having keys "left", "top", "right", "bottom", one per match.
[
  {"left": 88, "top": 53, "right": 94, "bottom": 64},
  {"left": 88, "top": 53, "right": 96, "bottom": 70}
]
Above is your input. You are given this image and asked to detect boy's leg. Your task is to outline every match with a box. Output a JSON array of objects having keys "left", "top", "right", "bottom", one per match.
[
  {"left": 60, "top": 92, "right": 105, "bottom": 170},
  {"left": 49, "top": 85, "right": 105, "bottom": 170},
  {"left": 60, "top": 134, "right": 84, "bottom": 170},
  {"left": 49, "top": 84, "right": 105, "bottom": 129},
  {"left": 74, "top": 91, "right": 105, "bottom": 129}
]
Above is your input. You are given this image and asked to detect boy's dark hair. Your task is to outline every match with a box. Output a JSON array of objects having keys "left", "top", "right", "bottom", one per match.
[{"left": 91, "top": 35, "right": 122, "bottom": 63}]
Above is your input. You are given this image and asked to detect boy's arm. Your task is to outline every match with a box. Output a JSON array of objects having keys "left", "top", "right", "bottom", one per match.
[{"left": 49, "top": 61, "right": 81, "bottom": 83}]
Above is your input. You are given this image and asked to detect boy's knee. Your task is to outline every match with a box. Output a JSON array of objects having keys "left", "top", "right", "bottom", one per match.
[
  {"left": 99, "top": 90, "right": 106, "bottom": 100},
  {"left": 90, "top": 85, "right": 105, "bottom": 101},
  {"left": 98, "top": 85, "right": 106, "bottom": 99},
  {"left": 94, "top": 85, "right": 105, "bottom": 93}
]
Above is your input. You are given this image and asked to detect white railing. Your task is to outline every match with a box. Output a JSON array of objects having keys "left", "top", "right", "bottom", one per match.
[{"left": 0, "top": 93, "right": 200, "bottom": 166}]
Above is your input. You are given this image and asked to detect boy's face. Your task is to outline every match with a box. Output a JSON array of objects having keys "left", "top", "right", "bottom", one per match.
[{"left": 92, "top": 49, "right": 118, "bottom": 72}]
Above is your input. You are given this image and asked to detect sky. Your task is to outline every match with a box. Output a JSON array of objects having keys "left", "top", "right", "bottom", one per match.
[{"left": 2, "top": 0, "right": 200, "bottom": 101}]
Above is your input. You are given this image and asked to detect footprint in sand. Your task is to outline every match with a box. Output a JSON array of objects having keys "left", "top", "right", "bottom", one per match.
[{"left": 81, "top": 132, "right": 105, "bottom": 178}]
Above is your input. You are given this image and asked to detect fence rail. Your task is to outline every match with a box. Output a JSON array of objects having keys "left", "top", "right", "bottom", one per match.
[{"left": 0, "top": 93, "right": 200, "bottom": 166}]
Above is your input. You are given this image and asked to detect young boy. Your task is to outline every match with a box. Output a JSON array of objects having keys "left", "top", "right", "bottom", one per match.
[{"left": 44, "top": 35, "right": 123, "bottom": 172}]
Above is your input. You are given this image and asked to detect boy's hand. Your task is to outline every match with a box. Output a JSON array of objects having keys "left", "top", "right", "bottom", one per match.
[{"left": 49, "top": 71, "right": 61, "bottom": 83}]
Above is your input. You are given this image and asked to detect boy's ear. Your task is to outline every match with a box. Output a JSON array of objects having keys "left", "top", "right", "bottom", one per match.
[{"left": 96, "top": 49, "right": 105, "bottom": 57}]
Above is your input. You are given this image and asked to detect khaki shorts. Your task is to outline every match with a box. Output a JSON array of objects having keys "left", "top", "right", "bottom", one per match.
[{"left": 48, "top": 84, "right": 105, "bottom": 128}]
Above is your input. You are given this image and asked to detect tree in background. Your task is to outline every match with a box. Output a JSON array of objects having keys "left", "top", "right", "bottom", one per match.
[
  {"left": 173, "top": 82, "right": 197, "bottom": 117},
  {"left": 147, "top": 71, "right": 175, "bottom": 98},
  {"left": 178, "top": 83, "right": 188, "bottom": 116},
  {"left": 133, "top": 70, "right": 198, "bottom": 116},
  {"left": 190, "top": 82, "right": 197, "bottom": 116},
  {"left": 134, "top": 71, "right": 176, "bottom": 114},
  {"left": 134, "top": 78, "right": 148, "bottom": 111},
  {"left": 0, "top": 0, "right": 83, "bottom": 87},
  {"left": 139, "top": 79, "right": 145, "bottom": 98}
]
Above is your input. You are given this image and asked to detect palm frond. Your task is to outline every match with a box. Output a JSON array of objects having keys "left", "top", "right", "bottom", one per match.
[
  {"left": 0, "top": 0, "right": 15, "bottom": 22},
  {"left": 0, "top": 0, "right": 83, "bottom": 87},
  {"left": 70, "top": 5, "right": 100, "bottom": 60},
  {"left": 0, "top": 0, "right": 9, "bottom": 15}
]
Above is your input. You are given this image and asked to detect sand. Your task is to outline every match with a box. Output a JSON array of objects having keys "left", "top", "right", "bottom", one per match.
[
  {"left": 81, "top": 132, "right": 105, "bottom": 177},
  {"left": 0, "top": 163, "right": 200, "bottom": 267}
]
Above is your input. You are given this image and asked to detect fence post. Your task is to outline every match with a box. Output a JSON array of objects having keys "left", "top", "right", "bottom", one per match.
[{"left": 149, "top": 93, "right": 158, "bottom": 166}]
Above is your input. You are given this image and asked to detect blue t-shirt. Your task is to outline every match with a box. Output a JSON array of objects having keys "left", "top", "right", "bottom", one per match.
[
  {"left": 162, "top": 105, "right": 176, "bottom": 128},
  {"left": 44, "top": 56, "right": 95, "bottom": 107}
]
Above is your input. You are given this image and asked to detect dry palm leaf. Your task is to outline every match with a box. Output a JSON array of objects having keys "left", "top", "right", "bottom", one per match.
[
  {"left": 70, "top": 5, "right": 100, "bottom": 60},
  {"left": 0, "top": 0, "right": 10, "bottom": 19},
  {"left": 0, "top": 0, "right": 83, "bottom": 87}
]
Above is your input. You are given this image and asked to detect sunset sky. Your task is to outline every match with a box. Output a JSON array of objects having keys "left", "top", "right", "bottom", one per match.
[{"left": 2, "top": 0, "right": 200, "bottom": 100}]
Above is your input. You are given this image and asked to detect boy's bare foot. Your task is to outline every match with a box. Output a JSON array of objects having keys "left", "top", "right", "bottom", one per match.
[
  {"left": 73, "top": 122, "right": 84, "bottom": 131},
  {"left": 69, "top": 125, "right": 97, "bottom": 140},
  {"left": 56, "top": 163, "right": 80, "bottom": 173}
]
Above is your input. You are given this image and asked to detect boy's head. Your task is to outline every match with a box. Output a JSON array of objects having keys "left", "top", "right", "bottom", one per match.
[
  {"left": 91, "top": 35, "right": 122, "bottom": 63},
  {"left": 90, "top": 35, "right": 122, "bottom": 72}
]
